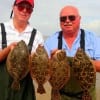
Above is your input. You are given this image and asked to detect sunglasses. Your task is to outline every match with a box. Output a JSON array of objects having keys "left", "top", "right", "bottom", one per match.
[
  {"left": 16, "top": 3, "right": 33, "bottom": 14},
  {"left": 60, "top": 15, "right": 77, "bottom": 22}
]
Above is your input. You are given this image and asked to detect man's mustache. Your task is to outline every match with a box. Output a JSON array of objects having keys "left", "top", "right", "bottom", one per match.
[{"left": 64, "top": 22, "right": 72, "bottom": 26}]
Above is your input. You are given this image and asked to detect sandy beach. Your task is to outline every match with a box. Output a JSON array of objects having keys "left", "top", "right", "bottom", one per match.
[
  {"left": 34, "top": 72, "right": 100, "bottom": 100},
  {"left": 96, "top": 73, "right": 100, "bottom": 100}
]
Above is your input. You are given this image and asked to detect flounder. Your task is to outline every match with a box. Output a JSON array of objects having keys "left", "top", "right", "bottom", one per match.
[
  {"left": 30, "top": 44, "right": 50, "bottom": 94},
  {"left": 6, "top": 40, "right": 30, "bottom": 91},
  {"left": 72, "top": 48, "right": 96, "bottom": 100},
  {"left": 49, "top": 50, "right": 70, "bottom": 100}
]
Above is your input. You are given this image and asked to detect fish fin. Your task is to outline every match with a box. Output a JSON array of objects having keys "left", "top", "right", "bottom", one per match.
[
  {"left": 11, "top": 80, "right": 20, "bottom": 91},
  {"left": 37, "top": 84, "right": 46, "bottom": 94}
]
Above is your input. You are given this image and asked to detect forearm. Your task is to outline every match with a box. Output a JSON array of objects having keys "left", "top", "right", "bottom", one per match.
[
  {"left": 0, "top": 42, "right": 17, "bottom": 62},
  {"left": 92, "top": 60, "right": 100, "bottom": 72},
  {"left": 0, "top": 46, "right": 10, "bottom": 62}
]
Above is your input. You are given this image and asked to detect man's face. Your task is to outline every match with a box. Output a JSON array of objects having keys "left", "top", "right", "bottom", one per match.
[
  {"left": 13, "top": 2, "right": 33, "bottom": 23},
  {"left": 60, "top": 7, "right": 81, "bottom": 34}
]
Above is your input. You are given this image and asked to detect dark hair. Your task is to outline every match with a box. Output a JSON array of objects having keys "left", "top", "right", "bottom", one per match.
[{"left": 10, "top": 0, "right": 16, "bottom": 18}]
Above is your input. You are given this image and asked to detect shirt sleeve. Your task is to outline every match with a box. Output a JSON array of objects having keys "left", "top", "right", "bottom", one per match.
[{"left": 93, "top": 37, "right": 100, "bottom": 60}]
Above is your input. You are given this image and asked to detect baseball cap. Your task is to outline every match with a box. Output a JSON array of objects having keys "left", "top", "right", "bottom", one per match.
[
  {"left": 10, "top": 0, "right": 34, "bottom": 18},
  {"left": 15, "top": 0, "right": 34, "bottom": 7}
]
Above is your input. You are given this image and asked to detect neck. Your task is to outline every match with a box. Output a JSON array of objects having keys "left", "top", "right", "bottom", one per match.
[
  {"left": 13, "top": 18, "right": 28, "bottom": 33},
  {"left": 63, "top": 30, "right": 78, "bottom": 38},
  {"left": 63, "top": 30, "right": 79, "bottom": 49}
]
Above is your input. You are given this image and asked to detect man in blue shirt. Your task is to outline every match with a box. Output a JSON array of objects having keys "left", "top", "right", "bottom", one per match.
[{"left": 44, "top": 5, "right": 100, "bottom": 100}]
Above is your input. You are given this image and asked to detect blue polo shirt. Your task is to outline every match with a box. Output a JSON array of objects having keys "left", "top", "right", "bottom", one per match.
[{"left": 44, "top": 29, "right": 100, "bottom": 60}]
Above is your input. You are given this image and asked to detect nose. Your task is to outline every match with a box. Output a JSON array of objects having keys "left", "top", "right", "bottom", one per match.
[
  {"left": 22, "top": 8, "right": 27, "bottom": 12},
  {"left": 65, "top": 17, "right": 70, "bottom": 22}
]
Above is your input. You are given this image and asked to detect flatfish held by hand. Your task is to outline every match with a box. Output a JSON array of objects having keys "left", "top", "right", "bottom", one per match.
[
  {"left": 6, "top": 40, "right": 30, "bottom": 91},
  {"left": 30, "top": 44, "right": 50, "bottom": 94},
  {"left": 49, "top": 50, "right": 70, "bottom": 100},
  {"left": 72, "top": 48, "right": 96, "bottom": 100}
]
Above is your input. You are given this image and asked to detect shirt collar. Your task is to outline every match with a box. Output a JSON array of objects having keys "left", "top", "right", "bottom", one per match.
[{"left": 9, "top": 19, "right": 32, "bottom": 32}]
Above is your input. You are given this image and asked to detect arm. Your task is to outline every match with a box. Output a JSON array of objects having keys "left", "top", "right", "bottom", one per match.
[
  {"left": 0, "top": 46, "right": 10, "bottom": 62},
  {"left": 0, "top": 42, "right": 17, "bottom": 62},
  {"left": 92, "top": 60, "right": 100, "bottom": 72}
]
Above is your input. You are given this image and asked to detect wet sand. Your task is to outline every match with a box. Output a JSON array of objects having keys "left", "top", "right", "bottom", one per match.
[
  {"left": 34, "top": 73, "right": 100, "bottom": 100},
  {"left": 96, "top": 73, "right": 100, "bottom": 100}
]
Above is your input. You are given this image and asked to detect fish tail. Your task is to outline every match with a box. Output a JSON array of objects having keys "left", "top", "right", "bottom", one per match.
[
  {"left": 51, "top": 89, "right": 61, "bottom": 100},
  {"left": 82, "top": 90, "right": 92, "bottom": 100},
  {"left": 11, "top": 80, "right": 20, "bottom": 91},
  {"left": 37, "top": 84, "right": 46, "bottom": 94}
]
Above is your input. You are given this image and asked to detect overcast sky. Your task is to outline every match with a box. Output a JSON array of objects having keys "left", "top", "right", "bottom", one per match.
[{"left": 0, "top": 0, "right": 100, "bottom": 37}]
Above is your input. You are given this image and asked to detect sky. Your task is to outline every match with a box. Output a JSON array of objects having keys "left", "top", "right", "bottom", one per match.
[{"left": 0, "top": 0, "right": 100, "bottom": 37}]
